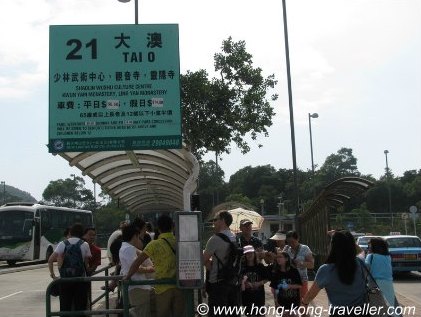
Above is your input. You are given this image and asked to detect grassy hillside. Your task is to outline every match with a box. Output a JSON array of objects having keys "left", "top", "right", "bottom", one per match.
[{"left": 0, "top": 184, "right": 37, "bottom": 204}]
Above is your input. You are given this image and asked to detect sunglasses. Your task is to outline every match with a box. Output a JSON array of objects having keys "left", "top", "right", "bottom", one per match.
[{"left": 212, "top": 218, "right": 219, "bottom": 222}]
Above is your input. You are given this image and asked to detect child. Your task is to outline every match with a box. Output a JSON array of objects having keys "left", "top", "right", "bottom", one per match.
[
  {"left": 269, "top": 251, "right": 302, "bottom": 315},
  {"left": 240, "top": 245, "right": 268, "bottom": 316}
]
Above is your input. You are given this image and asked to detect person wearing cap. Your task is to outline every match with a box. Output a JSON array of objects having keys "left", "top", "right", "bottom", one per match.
[
  {"left": 237, "top": 219, "right": 263, "bottom": 251},
  {"left": 263, "top": 231, "right": 287, "bottom": 261},
  {"left": 284, "top": 230, "right": 314, "bottom": 300},
  {"left": 263, "top": 231, "right": 288, "bottom": 306},
  {"left": 240, "top": 245, "right": 269, "bottom": 316}
]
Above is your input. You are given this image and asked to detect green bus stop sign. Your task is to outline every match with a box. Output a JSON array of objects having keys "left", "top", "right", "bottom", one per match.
[{"left": 48, "top": 24, "right": 181, "bottom": 152}]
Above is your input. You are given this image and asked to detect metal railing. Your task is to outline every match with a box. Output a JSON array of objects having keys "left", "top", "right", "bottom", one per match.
[
  {"left": 46, "top": 264, "right": 123, "bottom": 317},
  {"left": 46, "top": 270, "right": 195, "bottom": 317}
]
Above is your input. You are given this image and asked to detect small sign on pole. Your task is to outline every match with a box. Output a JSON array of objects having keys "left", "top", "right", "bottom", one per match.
[
  {"left": 175, "top": 211, "right": 203, "bottom": 289},
  {"left": 409, "top": 206, "right": 418, "bottom": 235}
]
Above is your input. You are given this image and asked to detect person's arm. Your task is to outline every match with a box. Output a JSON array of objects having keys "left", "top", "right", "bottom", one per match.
[
  {"left": 286, "top": 283, "right": 302, "bottom": 290},
  {"left": 295, "top": 246, "right": 314, "bottom": 270},
  {"left": 125, "top": 251, "right": 149, "bottom": 279},
  {"left": 303, "top": 252, "right": 315, "bottom": 269},
  {"left": 302, "top": 280, "right": 321, "bottom": 305},
  {"left": 48, "top": 252, "right": 59, "bottom": 279},
  {"left": 83, "top": 242, "right": 92, "bottom": 272},
  {"left": 203, "top": 236, "right": 217, "bottom": 271},
  {"left": 88, "top": 248, "right": 101, "bottom": 274},
  {"left": 203, "top": 250, "right": 212, "bottom": 271},
  {"left": 365, "top": 253, "right": 372, "bottom": 268},
  {"left": 134, "top": 248, "right": 154, "bottom": 273}
]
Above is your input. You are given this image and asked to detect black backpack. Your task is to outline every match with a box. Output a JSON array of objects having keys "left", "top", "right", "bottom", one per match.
[
  {"left": 214, "top": 233, "right": 243, "bottom": 286},
  {"left": 59, "top": 239, "right": 86, "bottom": 278}
]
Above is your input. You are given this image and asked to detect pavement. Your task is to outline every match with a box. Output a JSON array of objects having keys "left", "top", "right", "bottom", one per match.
[
  {"left": 304, "top": 281, "right": 420, "bottom": 317},
  {"left": 92, "top": 281, "right": 421, "bottom": 317},
  {"left": 91, "top": 249, "right": 421, "bottom": 316}
]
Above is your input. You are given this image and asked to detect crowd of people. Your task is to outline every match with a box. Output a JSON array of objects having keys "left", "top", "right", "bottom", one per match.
[
  {"left": 47, "top": 210, "right": 399, "bottom": 317},
  {"left": 204, "top": 210, "right": 399, "bottom": 317}
]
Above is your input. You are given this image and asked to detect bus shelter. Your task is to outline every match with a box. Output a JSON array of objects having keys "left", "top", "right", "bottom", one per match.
[
  {"left": 56, "top": 146, "right": 199, "bottom": 213},
  {"left": 299, "top": 177, "right": 374, "bottom": 267}
]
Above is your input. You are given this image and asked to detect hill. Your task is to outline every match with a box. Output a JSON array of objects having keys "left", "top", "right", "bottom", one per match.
[{"left": 0, "top": 184, "right": 37, "bottom": 204}]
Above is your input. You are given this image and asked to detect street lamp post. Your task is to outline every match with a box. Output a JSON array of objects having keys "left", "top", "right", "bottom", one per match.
[
  {"left": 308, "top": 113, "right": 319, "bottom": 176},
  {"left": 118, "top": 0, "right": 139, "bottom": 24},
  {"left": 277, "top": 193, "right": 284, "bottom": 217},
  {"left": 93, "top": 180, "right": 97, "bottom": 208},
  {"left": 384, "top": 150, "right": 393, "bottom": 229},
  {"left": 281, "top": 0, "right": 300, "bottom": 234},
  {"left": 1, "top": 181, "right": 5, "bottom": 205},
  {"left": 260, "top": 199, "right": 264, "bottom": 215}
]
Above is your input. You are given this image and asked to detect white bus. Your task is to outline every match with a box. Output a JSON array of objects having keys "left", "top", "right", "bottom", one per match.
[{"left": 0, "top": 202, "right": 93, "bottom": 265}]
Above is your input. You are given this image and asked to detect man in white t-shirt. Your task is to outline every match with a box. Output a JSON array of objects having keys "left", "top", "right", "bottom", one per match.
[
  {"left": 48, "top": 223, "right": 92, "bottom": 316},
  {"left": 120, "top": 221, "right": 154, "bottom": 317}
]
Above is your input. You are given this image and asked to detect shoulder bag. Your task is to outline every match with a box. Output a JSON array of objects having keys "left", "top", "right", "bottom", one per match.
[{"left": 358, "top": 257, "right": 392, "bottom": 317}]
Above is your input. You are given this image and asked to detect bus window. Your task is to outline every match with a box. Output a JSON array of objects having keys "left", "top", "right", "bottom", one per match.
[
  {"left": 22, "top": 219, "right": 33, "bottom": 237},
  {"left": 0, "top": 210, "right": 33, "bottom": 240}
]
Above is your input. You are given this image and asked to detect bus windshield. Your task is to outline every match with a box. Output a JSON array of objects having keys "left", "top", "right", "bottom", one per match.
[{"left": 0, "top": 210, "right": 34, "bottom": 241}]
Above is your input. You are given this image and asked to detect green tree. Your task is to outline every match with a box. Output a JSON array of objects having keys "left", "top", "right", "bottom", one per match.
[
  {"left": 93, "top": 200, "right": 127, "bottom": 234},
  {"left": 197, "top": 160, "right": 226, "bottom": 217},
  {"left": 181, "top": 37, "right": 278, "bottom": 159},
  {"left": 401, "top": 170, "right": 421, "bottom": 208},
  {"left": 42, "top": 176, "right": 95, "bottom": 209},
  {"left": 228, "top": 165, "right": 282, "bottom": 214},
  {"left": 318, "top": 147, "right": 360, "bottom": 183}
]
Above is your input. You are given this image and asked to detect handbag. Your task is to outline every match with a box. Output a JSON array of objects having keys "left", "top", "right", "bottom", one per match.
[{"left": 359, "top": 258, "right": 392, "bottom": 317}]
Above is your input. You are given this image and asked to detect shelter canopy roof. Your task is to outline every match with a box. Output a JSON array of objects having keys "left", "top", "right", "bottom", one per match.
[{"left": 57, "top": 148, "right": 198, "bottom": 214}]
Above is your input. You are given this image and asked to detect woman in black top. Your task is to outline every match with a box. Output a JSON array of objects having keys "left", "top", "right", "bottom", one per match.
[
  {"left": 269, "top": 251, "right": 302, "bottom": 315},
  {"left": 240, "top": 245, "right": 269, "bottom": 316}
]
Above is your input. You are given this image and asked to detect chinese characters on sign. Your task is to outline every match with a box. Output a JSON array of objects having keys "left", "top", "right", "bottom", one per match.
[
  {"left": 49, "top": 24, "right": 181, "bottom": 152},
  {"left": 176, "top": 213, "right": 204, "bottom": 289}
]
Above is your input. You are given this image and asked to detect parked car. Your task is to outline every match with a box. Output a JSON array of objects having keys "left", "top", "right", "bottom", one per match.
[
  {"left": 382, "top": 235, "right": 421, "bottom": 273},
  {"left": 356, "top": 235, "right": 382, "bottom": 253}
]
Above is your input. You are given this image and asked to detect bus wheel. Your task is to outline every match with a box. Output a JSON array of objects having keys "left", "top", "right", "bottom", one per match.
[
  {"left": 45, "top": 247, "right": 53, "bottom": 262},
  {"left": 7, "top": 260, "right": 17, "bottom": 266}
]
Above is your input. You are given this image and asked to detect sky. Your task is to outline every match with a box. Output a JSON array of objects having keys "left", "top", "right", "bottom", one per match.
[{"left": 1, "top": 0, "right": 420, "bottom": 201}]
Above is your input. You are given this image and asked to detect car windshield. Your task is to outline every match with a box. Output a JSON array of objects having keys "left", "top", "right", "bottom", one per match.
[
  {"left": 386, "top": 237, "right": 421, "bottom": 248},
  {"left": 358, "top": 236, "right": 380, "bottom": 245},
  {"left": 358, "top": 237, "right": 371, "bottom": 244}
]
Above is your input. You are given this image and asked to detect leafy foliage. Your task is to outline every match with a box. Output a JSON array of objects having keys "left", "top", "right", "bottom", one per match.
[
  {"left": 0, "top": 184, "right": 37, "bottom": 204},
  {"left": 197, "top": 160, "right": 227, "bottom": 218},
  {"left": 181, "top": 37, "right": 278, "bottom": 159},
  {"left": 42, "top": 176, "right": 95, "bottom": 210},
  {"left": 196, "top": 148, "right": 421, "bottom": 236}
]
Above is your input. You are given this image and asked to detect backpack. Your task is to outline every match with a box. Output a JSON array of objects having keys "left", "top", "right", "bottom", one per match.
[
  {"left": 59, "top": 239, "right": 86, "bottom": 278},
  {"left": 214, "top": 233, "right": 243, "bottom": 286}
]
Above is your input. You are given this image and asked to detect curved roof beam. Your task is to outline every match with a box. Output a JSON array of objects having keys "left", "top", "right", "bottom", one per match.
[
  {"left": 57, "top": 146, "right": 199, "bottom": 213},
  {"left": 124, "top": 188, "right": 182, "bottom": 205},
  {"left": 106, "top": 177, "right": 183, "bottom": 194},
  {"left": 126, "top": 194, "right": 183, "bottom": 209},
  {"left": 103, "top": 171, "right": 185, "bottom": 189}
]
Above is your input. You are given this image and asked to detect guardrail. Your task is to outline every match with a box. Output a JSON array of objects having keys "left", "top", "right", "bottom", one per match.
[
  {"left": 46, "top": 268, "right": 195, "bottom": 317},
  {"left": 46, "top": 264, "right": 122, "bottom": 317}
]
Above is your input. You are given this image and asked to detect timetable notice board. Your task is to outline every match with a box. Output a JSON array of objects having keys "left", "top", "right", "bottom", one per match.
[{"left": 175, "top": 212, "right": 203, "bottom": 289}]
